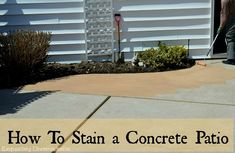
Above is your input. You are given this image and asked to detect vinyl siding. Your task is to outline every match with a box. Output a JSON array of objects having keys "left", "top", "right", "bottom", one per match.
[
  {"left": 0, "top": 0, "right": 86, "bottom": 63},
  {"left": 113, "top": 0, "right": 212, "bottom": 59},
  {"left": 0, "top": 0, "right": 213, "bottom": 63}
]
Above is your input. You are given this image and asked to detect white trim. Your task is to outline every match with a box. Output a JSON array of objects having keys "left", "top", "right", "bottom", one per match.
[
  {"left": 111, "top": 0, "right": 115, "bottom": 62},
  {"left": 83, "top": 0, "right": 88, "bottom": 61},
  {"left": 191, "top": 55, "right": 210, "bottom": 59},
  {"left": 210, "top": 0, "right": 215, "bottom": 57}
]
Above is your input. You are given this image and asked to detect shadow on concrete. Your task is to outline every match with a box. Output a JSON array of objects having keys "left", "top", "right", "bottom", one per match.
[{"left": 0, "top": 87, "right": 54, "bottom": 115}]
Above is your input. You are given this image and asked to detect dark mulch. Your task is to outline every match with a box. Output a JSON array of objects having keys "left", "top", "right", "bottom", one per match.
[{"left": 0, "top": 59, "right": 195, "bottom": 89}]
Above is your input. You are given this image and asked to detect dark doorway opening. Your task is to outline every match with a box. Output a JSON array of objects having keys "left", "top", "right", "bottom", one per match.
[{"left": 213, "top": 0, "right": 227, "bottom": 55}]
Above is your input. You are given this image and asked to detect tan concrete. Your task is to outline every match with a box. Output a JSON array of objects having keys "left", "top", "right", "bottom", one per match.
[{"left": 24, "top": 64, "right": 235, "bottom": 98}]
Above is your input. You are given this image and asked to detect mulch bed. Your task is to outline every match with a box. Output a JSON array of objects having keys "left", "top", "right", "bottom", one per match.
[{"left": 0, "top": 60, "right": 195, "bottom": 89}]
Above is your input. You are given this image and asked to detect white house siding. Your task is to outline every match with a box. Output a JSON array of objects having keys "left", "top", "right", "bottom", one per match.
[
  {"left": 0, "top": 0, "right": 212, "bottom": 63},
  {"left": 0, "top": 0, "right": 86, "bottom": 63},
  {"left": 113, "top": 0, "right": 213, "bottom": 59}
]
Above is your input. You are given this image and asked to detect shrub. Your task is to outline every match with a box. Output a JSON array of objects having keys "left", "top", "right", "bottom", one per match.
[
  {"left": 0, "top": 31, "right": 51, "bottom": 84},
  {"left": 137, "top": 42, "right": 189, "bottom": 69}
]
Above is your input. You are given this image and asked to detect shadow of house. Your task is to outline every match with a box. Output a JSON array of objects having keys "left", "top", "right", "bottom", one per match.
[
  {"left": 0, "top": 0, "right": 26, "bottom": 31},
  {"left": 0, "top": 0, "right": 19, "bottom": 27},
  {"left": 0, "top": 87, "right": 54, "bottom": 115}
]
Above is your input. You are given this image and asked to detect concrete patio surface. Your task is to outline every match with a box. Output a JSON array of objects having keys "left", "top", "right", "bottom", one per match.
[
  {"left": 0, "top": 59, "right": 235, "bottom": 153},
  {"left": 92, "top": 96, "right": 235, "bottom": 119},
  {"left": 0, "top": 90, "right": 107, "bottom": 118},
  {"left": 23, "top": 60, "right": 235, "bottom": 98},
  {"left": 1, "top": 59, "right": 235, "bottom": 119}
]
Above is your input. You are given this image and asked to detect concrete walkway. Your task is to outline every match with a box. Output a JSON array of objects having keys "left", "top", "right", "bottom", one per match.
[{"left": 0, "top": 60, "right": 235, "bottom": 153}]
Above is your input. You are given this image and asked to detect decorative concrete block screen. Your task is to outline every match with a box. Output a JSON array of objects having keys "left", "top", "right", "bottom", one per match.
[
  {"left": 0, "top": 0, "right": 212, "bottom": 63},
  {"left": 84, "top": 0, "right": 114, "bottom": 61}
]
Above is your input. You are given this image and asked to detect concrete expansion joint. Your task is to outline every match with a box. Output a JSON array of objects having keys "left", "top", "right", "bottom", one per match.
[
  {"left": 117, "top": 96, "right": 235, "bottom": 107},
  {"left": 88, "top": 96, "right": 112, "bottom": 119},
  {"left": 154, "top": 98, "right": 235, "bottom": 107},
  {"left": 52, "top": 96, "right": 111, "bottom": 153}
]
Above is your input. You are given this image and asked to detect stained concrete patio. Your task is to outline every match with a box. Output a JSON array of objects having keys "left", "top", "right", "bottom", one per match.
[
  {"left": 23, "top": 60, "right": 235, "bottom": 98},
  {"left": 0, "top": 60, "right": 235, "bottom": 153}
]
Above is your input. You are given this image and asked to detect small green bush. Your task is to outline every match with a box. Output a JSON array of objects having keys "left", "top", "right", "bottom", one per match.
[
  {"left": 137, "top": 42, "right": 188, "bottom": 69},
  {"left": 0, "top": 31, "right": 51, "bottom": 83}
]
